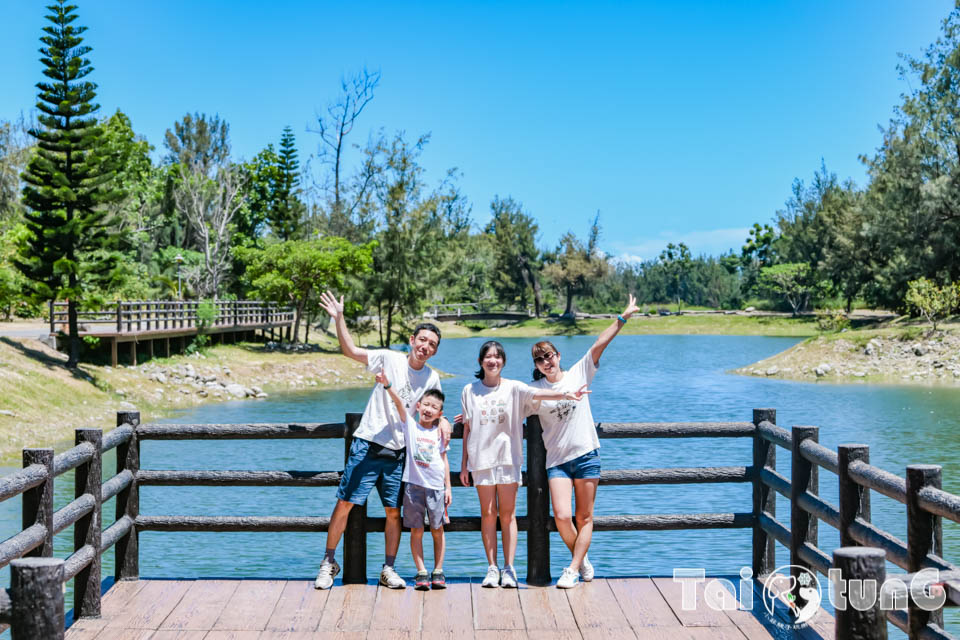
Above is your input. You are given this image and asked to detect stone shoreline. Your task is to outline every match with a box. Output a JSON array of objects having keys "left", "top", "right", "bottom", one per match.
[{"left": 734, "top": 330, "right": 960, "bottom": 385}]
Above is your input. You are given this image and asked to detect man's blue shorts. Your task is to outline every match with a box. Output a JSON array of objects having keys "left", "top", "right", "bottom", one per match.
[
  {"left": 546, "top": 448, "right": 601, "bottom": 480},
  {"left": 336, "top": 437, "right": 405, "bottom": 508}
]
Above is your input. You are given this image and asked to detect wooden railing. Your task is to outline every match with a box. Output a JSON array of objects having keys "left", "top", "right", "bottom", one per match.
[
  {"left": 0, "top": 412, "right": 139, "bottom": 638},
  {"left": 48, "top": 300, "right": 294, "bottom": 335},
  {"left": 1, "top": 408, "right": 959, "bottom": 638}
]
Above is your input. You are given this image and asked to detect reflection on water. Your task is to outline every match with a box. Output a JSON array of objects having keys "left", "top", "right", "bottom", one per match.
[{"left": 2, "top": 335, "right": 960, "bottom": 636}]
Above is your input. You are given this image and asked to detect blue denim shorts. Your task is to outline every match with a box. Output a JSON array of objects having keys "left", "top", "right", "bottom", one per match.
[
  {"left": 546, "top": 448, "right": 601, "bottom": 480},
  {"left": 337, "top": 437, "right": 405, "bottom": 508}
]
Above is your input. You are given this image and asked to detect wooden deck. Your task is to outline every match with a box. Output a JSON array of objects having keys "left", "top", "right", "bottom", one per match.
[{"left": 64, "top": 577, "right": 834, "bottom": 639}]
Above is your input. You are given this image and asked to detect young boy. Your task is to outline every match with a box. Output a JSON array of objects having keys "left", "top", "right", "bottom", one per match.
[{"left": 376, "top": 369, "right": 452, "bottom": 590}]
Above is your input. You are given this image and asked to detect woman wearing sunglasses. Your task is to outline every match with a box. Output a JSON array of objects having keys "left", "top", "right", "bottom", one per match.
[{"left": 528, "top": 294, "right": 640, "bottom": 589}]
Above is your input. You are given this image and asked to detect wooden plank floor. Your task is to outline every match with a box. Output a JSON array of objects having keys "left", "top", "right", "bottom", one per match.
[{"left": 65, "top": 577, "right": 834, "bottom": 639}]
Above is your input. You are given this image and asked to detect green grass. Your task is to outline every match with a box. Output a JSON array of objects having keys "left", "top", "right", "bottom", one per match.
[{"left": 464, "top": 314, "right": 821, "bottom": 338}]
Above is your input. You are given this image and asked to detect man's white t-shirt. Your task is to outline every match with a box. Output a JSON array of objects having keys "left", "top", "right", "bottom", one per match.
[
  {"left": 353, "top": 349, "right": 442, "bottom": 451},
  {"left": 402, "top": 414, "right": 448, "bottom": 491},
  {"left": 461, "top": 379, "right": 537, "bottom": 472},
  {"left": 530, "top": 354, "right": 600, "bottom": 468}
]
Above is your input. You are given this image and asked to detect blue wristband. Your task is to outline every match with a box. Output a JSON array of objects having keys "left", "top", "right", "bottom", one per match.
[{"left": 617, "top": 314, "right": 627, "bottom": 324}]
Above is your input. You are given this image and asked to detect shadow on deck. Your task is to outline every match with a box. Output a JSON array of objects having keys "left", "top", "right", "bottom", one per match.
[{"left": 65, "top": 576, "right": 833, "bottom": 640}]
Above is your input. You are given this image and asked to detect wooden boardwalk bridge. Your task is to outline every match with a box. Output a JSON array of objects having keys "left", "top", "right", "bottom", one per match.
[
  {"left": 49, "top": 300, "right": 295, "bottom": 366},
  {"left": 0, "top": 409, "right": 957, "bottom": 639},
  {"left": 427, "top": 302, "right": 533, "bottom": 322}
]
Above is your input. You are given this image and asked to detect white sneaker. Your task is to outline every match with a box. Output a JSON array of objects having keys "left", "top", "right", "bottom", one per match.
[
  {"left": 314, "top": 559, "right": 340, "bottom": 590},
  {"left": 557, "top": 567, "right": 579, "bottom": 589},
  {"left": 580, "top": 555, "right": 595, "bottom": 582},
  {"left": 380, "top": 565, "right": 406, "bottom": 589},
  {"left": 481, "top": 564, "right": 500, "bottom": 588},
  {"left": 500, "top": 566, "right": 518, "bottom": 588}
]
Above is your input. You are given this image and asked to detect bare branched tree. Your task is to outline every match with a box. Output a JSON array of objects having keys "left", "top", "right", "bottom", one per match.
[
  {"left": 310, "top": 68, "right": 381, "bottom": 212},
  {"left": 174, "top": 159, "right": 245, "bottom": 298}
]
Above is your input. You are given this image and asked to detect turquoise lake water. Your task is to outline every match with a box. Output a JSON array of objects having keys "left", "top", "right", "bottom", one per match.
[{"left": 2, "top": 334, "right": 960, "bottom": 636}]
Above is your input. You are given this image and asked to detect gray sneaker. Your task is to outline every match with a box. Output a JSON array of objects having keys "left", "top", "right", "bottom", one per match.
[
  {"left": 481, "top": 564, "right": 500, "bottom": 588},
  {"left": 580, "top": 555, "right": 595, "bottom": 582},
  {"left": 380, "top": 565, "right": 406, "bottom": 589},
  {"left": 500, "top": 566, "right": 518, "bottom": 588},
  {"left": 314, "top": 559, "right": 340, "bottom": 590}
]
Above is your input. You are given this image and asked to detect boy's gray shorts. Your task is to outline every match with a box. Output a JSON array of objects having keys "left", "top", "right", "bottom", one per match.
[{"left": 402, "top": 483, "right": 447, "bottom": 529}]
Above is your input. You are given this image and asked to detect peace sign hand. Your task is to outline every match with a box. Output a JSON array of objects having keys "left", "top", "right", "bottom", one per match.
[{"left": 622, "top": 294, "right": 640, "bottom": 320}]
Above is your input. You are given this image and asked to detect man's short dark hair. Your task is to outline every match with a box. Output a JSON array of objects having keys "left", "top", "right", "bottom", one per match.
[
  {"left": 413, "top": 322, "right": 442, "bottom": 343},
  {"left": 421, "top": 389, "right": 445, "bottom": 405}
]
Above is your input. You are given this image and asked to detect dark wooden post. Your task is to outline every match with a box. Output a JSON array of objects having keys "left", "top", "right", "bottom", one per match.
[
  {"left": 115, "top": 411, "right": 140, "bottom": 580},
  {"left": 833, "top": 547, "right": 887, "bottom": 640},
  {"left": 752, "top": 408, "right": 776, "bottom": 577},
  {"left": 10, "top": 557, "right": 65, "bottom": 640},
  {"left": 22, "top": 449, "right": 54, "bottom": 558},
  {"left": 74, "top": 428, "right": 102, "bottom": 618},
  {"left": 130, "top": 341, "right": 137, "bottom": 367},
  {"left": 117, "top": 300, "right": 122, "bottom": 333},
  {"left": 526, "top": 415, "right": 551, "bottom": 585},
  {"left": 342, "top": 412, "right": 366, "bottom": 584},
  {"left": 791, "top": 425, "right": 818, "bottom": 606},
  {"left": 48, "top": 300, "right": 54, "bottom": 335},
  {"left": 907, "top": 464, "right": 943, "bottom": 635},
  {"left": 838, "top": 444, "right": 870, "bottom": 546}
]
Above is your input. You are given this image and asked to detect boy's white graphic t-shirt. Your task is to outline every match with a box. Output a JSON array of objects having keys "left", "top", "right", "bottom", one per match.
[
  {"left": 402, "top": 414, "right": 448, "bottom": 491},
  {"left": 530, "top": 354, "right": 600, "bottom": 468},
  {"left": 461, "top": 379, "right": 537, "bottom": 472},
  {"left": 353, "top": 349, "right": 441, "bottom": 451}
]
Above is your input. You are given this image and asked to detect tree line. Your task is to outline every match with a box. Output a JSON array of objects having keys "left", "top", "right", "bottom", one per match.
[{"left": 4, "top": 2, "right": 960, "bottom": 367}]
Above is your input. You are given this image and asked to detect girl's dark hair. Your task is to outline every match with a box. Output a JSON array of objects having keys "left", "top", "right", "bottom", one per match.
[
  {"left": 531, "top": 340, "right": 559, "bottom": 381},
  {"left": 475, "top": 340, "right": 506, "bottom": 379}
]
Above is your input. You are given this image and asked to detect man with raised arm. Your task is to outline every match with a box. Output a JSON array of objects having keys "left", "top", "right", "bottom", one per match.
[{"left": 314, "top": 290, "right": 448, "bottom": 590}]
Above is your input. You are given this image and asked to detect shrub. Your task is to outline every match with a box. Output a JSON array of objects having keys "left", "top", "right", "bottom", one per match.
[
  {"left": 815, "top": 309, "right": 850, "bottom": 332},
  {"left": 904, "top": 278, "right": 959, "bottom": 331}
]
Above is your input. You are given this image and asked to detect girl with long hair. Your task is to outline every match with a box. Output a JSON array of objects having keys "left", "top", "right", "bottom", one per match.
[{"left": 460, "top": 340, "right": 589, "bottom": 588}]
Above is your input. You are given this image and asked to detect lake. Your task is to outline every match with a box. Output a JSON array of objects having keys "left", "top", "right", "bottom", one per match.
[{"left": 3, "top": 334, "right": 960, "bottom": 635}]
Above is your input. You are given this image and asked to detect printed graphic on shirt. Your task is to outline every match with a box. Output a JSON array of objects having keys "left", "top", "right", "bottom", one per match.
[
  {"left": 415, "top": 437, "right": 435, "bottom": 466},
  {"left": 478, "top": 395, "right": 509, "bottom": 426},
  {"left": 396, "top": 381, "right": 415, "bottom": 409},
  {"left": 549, "top": 399, "right": 576, "bottom": 423}
]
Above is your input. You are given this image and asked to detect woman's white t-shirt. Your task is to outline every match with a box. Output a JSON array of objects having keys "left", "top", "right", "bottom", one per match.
[
  {"left": 402, "top": 415, "right": 448, "bottom": 491},
  {"left": 530, "top": 354, "right": 600, "bottom": 469},
  {"left": 461, "top": 378, "right": 537, "bottom": 472},
  {"left": 353, "top": 349, "right": 441, "bottom": 451}
]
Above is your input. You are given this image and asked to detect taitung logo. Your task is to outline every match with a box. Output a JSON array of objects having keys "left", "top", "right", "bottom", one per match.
[{"left": 762, "top": 565, "right": 822, "bottom": 625}]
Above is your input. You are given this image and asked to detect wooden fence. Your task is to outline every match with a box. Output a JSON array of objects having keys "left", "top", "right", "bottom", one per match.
[
  {"left": 49, "top": 300, "right": 294, "bottom": 335},
  {"left": 0, "top": 409, "right": 958, "bottom": 638}
]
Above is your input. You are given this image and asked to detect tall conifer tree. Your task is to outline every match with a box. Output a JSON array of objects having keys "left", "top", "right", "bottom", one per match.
[
  {"left": 268, "top": 126, "right": 303, "bottom": 240},
  {"left": 17, "top": 1, "right": 120, "bottom": 367}
]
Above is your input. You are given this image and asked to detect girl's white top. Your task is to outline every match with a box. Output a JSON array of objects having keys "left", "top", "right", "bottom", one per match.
[
  {"left": 530, "top": 354, "right": 600, "bottom": 469},
  {"left": 461, "top": 378, "right": 537, "bottom": 472}
]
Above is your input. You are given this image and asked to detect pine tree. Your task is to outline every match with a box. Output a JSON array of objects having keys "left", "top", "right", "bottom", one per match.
[
  {"left": 269, "top": 126, "right": 303, "bottom": 240},
  {"left": 16, "top": 0, "right": 120, "bottom": 367}
]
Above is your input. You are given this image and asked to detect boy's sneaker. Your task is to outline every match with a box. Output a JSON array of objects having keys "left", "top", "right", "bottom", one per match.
[
  {"left": 557, "top": 567, "right": 579, "bottom": 589},
  {"left": 414, "top": 570, "right": 430, "bottom": 591},
  {"left": 314, "top": 559, "right": 340, "bottom": 590},
  {"left": 380, "top": 565, "right": 406, "bottom": 589},
  {"left": 500, "top": 566, "right": 518, "bottom": 588},
  {"left": 481, "top": 564, "right": 500, "bottom": 588},
  {"left": 580, "top": 555, "right": 595, "bottom": 582},
  {"left": 431, "top": 569, "right": 446, "bottom": 589}
]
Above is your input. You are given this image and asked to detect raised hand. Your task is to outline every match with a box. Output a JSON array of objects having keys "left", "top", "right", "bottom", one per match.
[
  {"left": 375, "top": 370, "right": 390, "bottom": 388},
  {"left": 319, "top": 290, "right": 344, "bottom": 319},
  {"left": 570, "top": 384, "right": 592, "bottom": 401},
  {"left": 622, "top": 293, "right": 640, "bottom": 320}
]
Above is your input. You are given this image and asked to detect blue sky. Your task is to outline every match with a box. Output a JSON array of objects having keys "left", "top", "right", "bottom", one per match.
[{"left": 0, "top": 1, "right": 953, "bottom": 260}]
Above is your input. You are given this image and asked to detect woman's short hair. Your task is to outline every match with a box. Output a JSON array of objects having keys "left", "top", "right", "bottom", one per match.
[
  {"left": 475, "top": 340, "right": 506, "bottom": 379},
  {"left": 531, "top": 340, "right": 559, "bottom": 381}
]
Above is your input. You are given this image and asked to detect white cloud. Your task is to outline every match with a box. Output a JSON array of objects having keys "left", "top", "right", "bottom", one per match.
[{"left": 609, "top": 227, "right": 750, "bottom": 262}]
